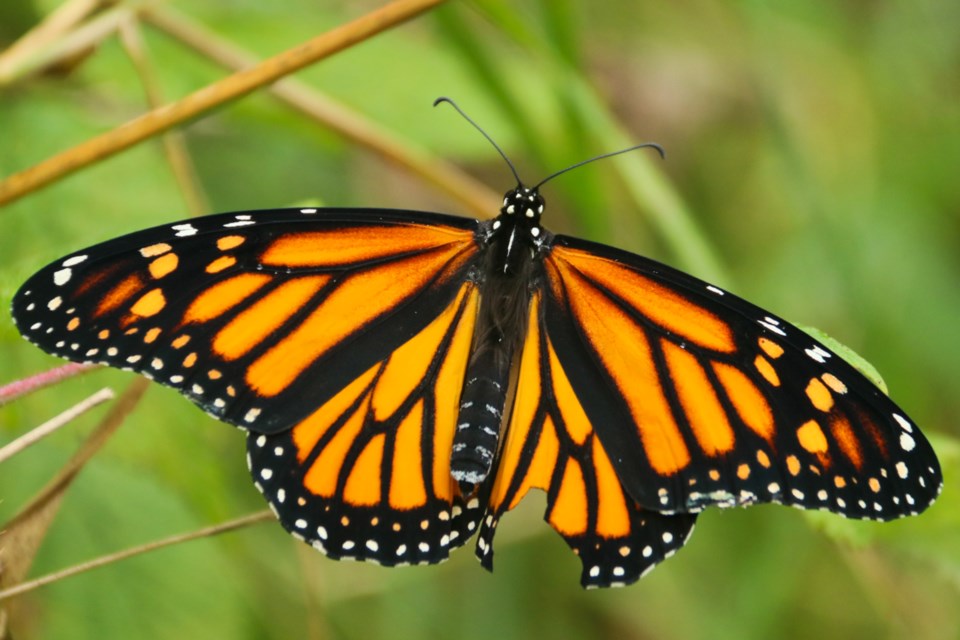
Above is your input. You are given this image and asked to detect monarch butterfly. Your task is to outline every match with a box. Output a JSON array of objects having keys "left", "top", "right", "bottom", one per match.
[{"left": 11, "top": 100, "right": 941, "bottom": 588}]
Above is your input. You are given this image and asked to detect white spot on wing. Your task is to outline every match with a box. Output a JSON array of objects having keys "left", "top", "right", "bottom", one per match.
[
  {"left": 224, "top": 219, "right": 256, "bottom": 228},
  {"left": 805, "top": 345, "right": 832, "bottom": 363},
  {"left": 63, "top": 255, "right": 88, "bottom": 267},
  {"left": 53, "top": 268, "right": 72, "bottom": 285},
  {"left": 172, "top": 223, "right": 198, "bottom": 237},
  {"left": 759, "top": 320, "right": 787, "bottom": 336},
  {"left": 893, "top": 413, "right": 913, "bottom": 433},
  {"left": 900, "top": 433, "right": 916, "bottom": 452}
]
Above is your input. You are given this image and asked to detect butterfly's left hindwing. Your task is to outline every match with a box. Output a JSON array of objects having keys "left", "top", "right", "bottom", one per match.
[
  {"left": 541, "top": 236, "right": 941, "bottom": 521},
  {"left": 12, "top": 208, "right": 481, "bottom": 435},
  {"left": 249, "top": 283, "right": 485, "bottom": 564}
]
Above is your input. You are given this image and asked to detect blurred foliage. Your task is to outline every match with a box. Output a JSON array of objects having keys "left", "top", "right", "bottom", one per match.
[{"left": 1, "top": 0, "right": 958, "bottom": 639}]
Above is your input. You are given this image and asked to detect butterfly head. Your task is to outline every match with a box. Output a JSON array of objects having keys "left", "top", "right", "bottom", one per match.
[
  {"left": 500, "top": 185, "right": 544, "bottom": 220},
  {"left": 493, "top": 186, "right": 544, "bottom": 241}
]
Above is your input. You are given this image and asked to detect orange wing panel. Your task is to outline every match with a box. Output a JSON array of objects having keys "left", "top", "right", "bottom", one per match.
[
  {"left": 213, "top": 275, "right": 330, "bottom": 360},
  {"left": 261, "top": 224, "right": 475, "bottom": 267},
  {"left": 547, "top": 257, "right": 690, "bottom": 475},
  {"left": 247, "top": 247, "right": 471, "bottom": 397},
  {"left": 551, "top": 246, "right": 734, "bottom": 353}
]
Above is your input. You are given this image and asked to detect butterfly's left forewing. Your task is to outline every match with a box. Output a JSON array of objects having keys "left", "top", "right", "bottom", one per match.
[
  {"left": 540, "top": 236, "right": 941, "bottom": 521},
  {"left": 13, "top": 208, "right": 481, "bottom": 434}
]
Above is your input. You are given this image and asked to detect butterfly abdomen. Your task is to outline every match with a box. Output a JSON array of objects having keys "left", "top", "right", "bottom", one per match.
[{"left": 452, "top": 347, "right": 511, "bottom": 493}]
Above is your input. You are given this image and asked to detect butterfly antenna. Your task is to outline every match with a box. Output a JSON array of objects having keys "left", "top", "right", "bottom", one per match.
[
  {"left": 434, "top": 97, "right": 523, "bottom": 187},
  {"left": 533, "top": 143, "right": 666, "bottom": 190}
]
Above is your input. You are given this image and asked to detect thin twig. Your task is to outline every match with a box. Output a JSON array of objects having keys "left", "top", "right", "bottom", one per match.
[
  {"left": 0, "top": 363, "right": 100, "bottom": 407},
  {"left": 145, "top": 6, "right": 499, "bottom": 218},
  {"left": 117, "top": 15, "right": 209, "bottom": 216},
  {"left": 0, "top": 0, "right": 449, "bottom": 208},
  {"left": 0, "top": 510, "right": 275, "bottom": 602},
  {"left": 0, "top": 388, "right": 114, "bottom": 464},
  {"left": 7, "top": 379, "right": 149, "bottom": 526},
  {"left": 0, "top": 0, "right": 103, "bottom": 80},
  {"left": 0, "top": 380, "right": 148, "bottom": 596},
  {"left": 0, "top": 0, "right": 162, "bottom": 87}
]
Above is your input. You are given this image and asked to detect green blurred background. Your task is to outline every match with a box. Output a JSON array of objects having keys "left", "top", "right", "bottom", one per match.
[{"left": 1, "top": 1, "right": 958, "bottom": 638}]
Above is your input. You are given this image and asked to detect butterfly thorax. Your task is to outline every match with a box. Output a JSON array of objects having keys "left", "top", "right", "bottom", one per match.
[{"left": 451, "top": 186, "right": 548, "bottom": 494}]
